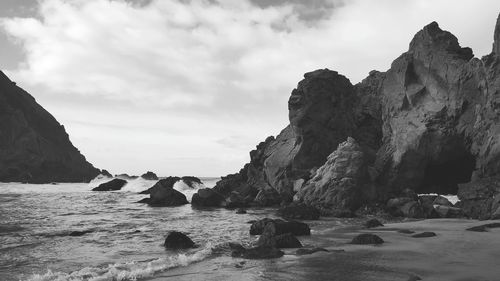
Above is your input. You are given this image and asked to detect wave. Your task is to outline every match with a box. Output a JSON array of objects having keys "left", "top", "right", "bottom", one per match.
[
  {"left": 173, "top": 181, "right": 203, "bottom": 202},
  {"left": 120, "top": 178, "right": 156, "bottom": 193},
  {"left": 25, "top": 244, "right": 213, "bottom": 281}
]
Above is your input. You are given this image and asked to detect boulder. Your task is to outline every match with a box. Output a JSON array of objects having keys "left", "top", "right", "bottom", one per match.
[
  {"left": 433, "top": 196, "right": 453, "bottom": 206},
  {"left": 434, "top": 205, "right": 464, "bottom": 218},
  {"left": 295, "top": 248, "right": 330, "bottom": 255},
  {"left": 191, "top": 188, "right": 225, "bottom": 207},
  {"left": 164, "top": 231, "right": 195, "bottom": 249},
  {"left": 418, "top": 195, "right": 440, "bottom": 218},
  {"left": 141, "top": 171, "right": 158, "bottom": 180},
  {"left": 400, "top": 201, "right": 425, "bottom": 218},
  {"left": 351, "top": 234, "right": 384, "bottom": 245},
  {"left": 364, "top": 218, "right": 384, "bottom": 228},
  {"left": 412, "top": 232, "right": 437, "bottom": 238},
  {"left": 249, "top": 218, "right": 278, "bottom": 235},
  {"left": 398, "top": 229, "right": 415, "bottom": 234},
  {"left": 68, "top": 230, "right": 93, "bottom": 237},
  {"left": 92, "top": 178, "right": 127, "bottom": 191},
  {"left": 181, "top": 176, "right": 203, "bottom": 188},
  {"left": 387, "top": 198, "right": 424, "bottom": 218},
  {"left": 249, "top": 218, "right": 310, "bottom": 236},
  {"left": 277, "top": 203, "right": 320, "bottom": 220},
  {"left": 261, "top": 220, "right": 311, "bottom": 237},
  {"left": 466, "top": 223, "right": 500, "bottom": 232},
  {"left": 236, "top": 208, "right": 247, "bottom": 214},
  {"left": 257, "top": 232, "right": 303, "bottom": 249},
  {"left": 142, "top": 177, "right": 188, "bottom": 207}
]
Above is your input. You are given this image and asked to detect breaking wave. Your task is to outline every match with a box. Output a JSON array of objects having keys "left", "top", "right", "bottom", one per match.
[{"left": 25, "top": 244, "right": 213, "bottom": 281}]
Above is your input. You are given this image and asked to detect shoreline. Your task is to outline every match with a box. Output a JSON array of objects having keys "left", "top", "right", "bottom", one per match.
[{"left": 153, "top": 218, "right": 500, "bottom": 281}]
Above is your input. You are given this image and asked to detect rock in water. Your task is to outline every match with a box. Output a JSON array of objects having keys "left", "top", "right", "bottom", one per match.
[
  {"left": 101, "top": 170, "right": 113, "bottom": 178},
  {"left": 92, "top": 178, "right": 127, "bottom": 191},
  {"left": 351, "top": 234, "right": 384, "bottom": 245},
  {"left": 0, "top": 71, "right": 100, "bottom": 183},
  {"left": 140, "top": 177, "right": 188, "bottom": 207},
  {"left": 141, "top": 171, "right": 158, "bottom": 180},
  {"left": 164, "top": 231, "right": 195, "bottom": 249},
  {"left": 181, "top": 176, "right": 203, "bottom": 188},
  {"left": 191, "top": 188, "right": 225, "bottom": 207}
]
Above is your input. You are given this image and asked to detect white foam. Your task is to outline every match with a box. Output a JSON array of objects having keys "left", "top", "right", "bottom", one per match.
[
  {"left": 25, "top": 245, "right": 212, "bottom": 281},
  {"left": 419, "top": 193, "right": 460, "bottom": 205},
  {"left": 173, "top": 181, "right": 204, "bottom": 202},
  {"left": 121, "top": 178, "right": 157, "bottom": 193}
]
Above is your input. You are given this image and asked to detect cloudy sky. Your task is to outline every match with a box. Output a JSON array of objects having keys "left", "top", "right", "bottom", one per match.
[{"left": 1, "top": 0, "right": 499, "bottom": 177}]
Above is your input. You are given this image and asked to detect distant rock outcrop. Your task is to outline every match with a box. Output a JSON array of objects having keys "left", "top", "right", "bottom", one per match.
[
  {"left": 0, "top": 71, "right": 100, "bottom": 183},
  {"left": 213, "top": 13, "right": 500, "bottom": 219},
  {"left": 92, "top": 178, "right": 127, "bottom": 191},
  {"left": 141, "top": 171, "right": 158, "bottom": 180}
]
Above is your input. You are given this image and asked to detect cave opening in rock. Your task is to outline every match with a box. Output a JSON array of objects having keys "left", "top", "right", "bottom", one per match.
[{"left": 418, "top": 148, "right": 475, "bottom": 195}]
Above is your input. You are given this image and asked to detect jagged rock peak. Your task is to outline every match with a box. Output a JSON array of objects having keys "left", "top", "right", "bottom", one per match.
[
  {"left": 493, "top": 12, "right": 500, "bottom": 55},
  {"left": 409, "top": 21, "right": 473, "bottom": 61}
]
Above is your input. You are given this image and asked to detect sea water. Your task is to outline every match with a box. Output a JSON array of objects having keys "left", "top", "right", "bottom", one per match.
[{"left": 0, "top": 177, "right": 274, "bottom": 281}]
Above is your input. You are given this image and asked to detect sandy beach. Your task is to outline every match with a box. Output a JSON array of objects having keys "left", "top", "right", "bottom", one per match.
[{"left": 154, "top": 219, "right": 500, "bottom": 281}]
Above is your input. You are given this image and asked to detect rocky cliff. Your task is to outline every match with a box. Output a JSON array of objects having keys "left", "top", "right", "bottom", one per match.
[
  {"left": 213, "top": 13, "right": 500, "bottom": 219},
  {"left": 0, "top": 71, "right": 100, "bottom": 183}
]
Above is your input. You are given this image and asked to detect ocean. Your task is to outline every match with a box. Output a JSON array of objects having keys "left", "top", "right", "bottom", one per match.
[{"left": 0, "top": 177, "right": 279, "bottom": 281}]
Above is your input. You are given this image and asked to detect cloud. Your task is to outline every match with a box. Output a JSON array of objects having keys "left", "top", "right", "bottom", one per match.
[{"left": 1, "top": 0, "right": 499, "bottom": 176}]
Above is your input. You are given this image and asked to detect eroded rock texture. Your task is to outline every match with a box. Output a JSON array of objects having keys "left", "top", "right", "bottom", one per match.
[
  {"left": 0, "top": 71, "right": 100, "bottom": 183},
  {"left": 214, "top": 14, "right": 500, "bottom": 219}
]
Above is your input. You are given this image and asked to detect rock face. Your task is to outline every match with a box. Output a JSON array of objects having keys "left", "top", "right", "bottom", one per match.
[
  {"left": 211, "top": 14, "right": 500, "bottom": 219},
  {"left": 191, "top": 188, "right": 225, "bottom": 207},
  {"left": 92, "top": 178, "right": 127, "bottom": 191},
  {"left": 0, "top": 71, "right": 100, "bottom": 183},
  {"left": 295, "top": 137, "right": 374, "bottom": 215}
]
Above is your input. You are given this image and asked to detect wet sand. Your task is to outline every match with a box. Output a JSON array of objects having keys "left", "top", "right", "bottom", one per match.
[{"left": 153, "top": 219, "right": 500, "bottom": 281}]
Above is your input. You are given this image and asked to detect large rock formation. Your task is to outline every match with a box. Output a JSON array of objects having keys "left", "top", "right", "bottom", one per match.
[
  {"left": 212, "top": 69, "right": 382, "bottom": 204},
  {"left": 0, "top": 71, "right": 100, "bottom": 183},
  {"left": 295, "top": 137, "right": 374, "bottom": 215},
  {"left": 214, "top": 13, "right": 500, "bottom": 219}
]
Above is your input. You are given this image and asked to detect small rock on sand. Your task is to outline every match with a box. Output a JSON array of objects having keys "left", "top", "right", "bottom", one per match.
[
  {"left": 412, "top": 232, "right": 437, "bottom": 238},
  {"left": 351, "top": 233, "right": 384, "bottom": 245},
  {"left": 364, "top": 218, "right": 384, "bottom": 228}
]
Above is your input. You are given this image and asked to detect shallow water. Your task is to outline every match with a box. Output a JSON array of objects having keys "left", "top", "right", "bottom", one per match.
[{"left": 0, "top": 178, "right": 279, "bottom": 281}]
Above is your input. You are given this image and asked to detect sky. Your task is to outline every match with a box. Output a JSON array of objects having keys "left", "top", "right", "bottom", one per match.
[{"left": 0, "top": 0, "right": 499, "bottom": 177}]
